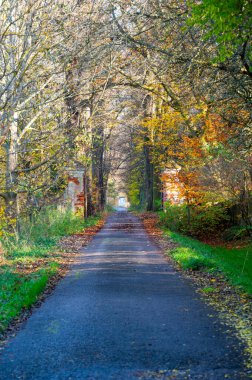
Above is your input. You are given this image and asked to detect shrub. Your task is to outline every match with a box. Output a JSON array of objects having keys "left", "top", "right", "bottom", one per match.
[
  {"left": 154, "top": 198, "right": 162, "bottom": 211},
  {"left": 104, "top": 204, "right": 115, "bottom": 212},
  {"left": 159, "top": 203, "right": 187, "bottom": 232},
  {"left": 188, "top": 204, "right": 229, "bottom": 236},
  {"left": 159, "top": 202, "right": 229, "bottom": 237},
  {"left": 2, "top": 206, "right": 99, "bottom": 255},
  {"left": 223, "top": 225, "right": 252, "bottom": 241},
  {"left": 26, "top": 208, "right": 86, "bottom": 243}
]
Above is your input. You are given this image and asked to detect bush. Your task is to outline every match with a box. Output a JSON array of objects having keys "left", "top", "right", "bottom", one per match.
[
  {"left": 223, "top": 225, "right": 252, "bottom": 241},
  {"left": 159, "top": 202, "right": 229, "bottom": 237},
  {"left": 104, "top": 204, "right": 115, "bottom": 212},
  {"left": 26, "top": 208, "right": 86, "bottom": 243},
  {"left": 159, "top": 203, "right": 186, "bottom": 232},
  {"left": 2, "top": 206, "right": 99, "bottom": 255},
  {"left": 188, "top": 204, "right": 229, "bottom": 236},
  {"left": 154, "top": 198, "right": 162, "bottom": 211}
]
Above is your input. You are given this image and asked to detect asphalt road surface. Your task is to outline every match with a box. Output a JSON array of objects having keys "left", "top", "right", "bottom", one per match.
[{"left": 0, "top": 211, "right": 249, "bottom": 379}]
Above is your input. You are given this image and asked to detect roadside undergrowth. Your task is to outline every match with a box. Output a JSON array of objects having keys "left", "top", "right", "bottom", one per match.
[
  {"left": 0, "top": 209, "right": 104, "bottom": 341},
  {"left": 139, "top": 212, "right": 252, "bottom": 372}
]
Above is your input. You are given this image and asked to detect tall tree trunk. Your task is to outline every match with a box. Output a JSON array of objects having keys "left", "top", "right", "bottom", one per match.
[
  {"left": 5, "top": 112, "right": 20, "bottom": 235},
  {"left": 92, "top": 124, "right": 105, "bottom": 213},
  {"left": 240, "top": 170, "right": 252, "bottom": 234},
  {"left": 144, "top": 144, "right": 154, "bottom": 211},
  {"left": 153, "top": 168, "right": 162, "bottom": 211},
  {"left": 84, "top": 164, "right": 94, "bottom": 217},
  {"left": 64, "top": 61, "right": 79, "bottom": 150},
  {"left": 143, "top": 94, "right": 154, "bottom": 211}
]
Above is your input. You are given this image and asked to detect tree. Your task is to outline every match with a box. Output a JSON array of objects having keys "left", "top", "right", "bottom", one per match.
[{"left": 188, "top": 0, "right": 252, "bottom": 76}]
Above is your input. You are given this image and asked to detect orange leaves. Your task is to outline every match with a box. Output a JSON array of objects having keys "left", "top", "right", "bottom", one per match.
[
  {"left": 204, "top": 114, "right": 229, "bottom": 144},
  {"left": 162, "top": 167, "right": 204, "bottom": 205},
  {"left": 177, "top": 169, "right": 205, "bottom": 204},
  {"left": 203, "top": 103, "right": 250, "bottom": 149},
  {"left": 177, "top": 135, "right": 204, "bottom": 162}
]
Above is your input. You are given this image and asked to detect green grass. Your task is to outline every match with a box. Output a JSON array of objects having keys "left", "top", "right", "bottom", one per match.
[
  {"left": 201, "top": 286, "right": 217, "bottom": 294},
  {"left": 0, "top": 264, "right": 58, "bottom": 332},
  {"left": 0, "top": 208, "right": 101, "bottom": 334},
  {"left": 162, "top": 228, "right": 252, "bottom": 294}
]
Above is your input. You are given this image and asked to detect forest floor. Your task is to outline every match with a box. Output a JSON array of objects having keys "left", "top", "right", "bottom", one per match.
[{"left": 0, "top": 210, "right": 251, "bottom": 379}]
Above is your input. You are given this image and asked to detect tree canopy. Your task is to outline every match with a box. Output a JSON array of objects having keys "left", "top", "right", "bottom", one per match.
[{"left": 0, "top": 0, "right": 251, "bottom": 238}]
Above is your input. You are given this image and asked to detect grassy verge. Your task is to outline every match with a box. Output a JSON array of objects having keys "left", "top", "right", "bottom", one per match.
[
  {"left": 0, "top": 208, "right": 101, "bottom": 334},
  {"left": 162, "top": 228, "right": 252, "bottom": 294}
]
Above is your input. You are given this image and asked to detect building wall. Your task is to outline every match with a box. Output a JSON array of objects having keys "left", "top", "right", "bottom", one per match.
[
  {"left": 162, "top": 168, "right": 184, "bottom": 205},
  {"left": 62, "top": 168, "right": 85, "bottom": 214}
]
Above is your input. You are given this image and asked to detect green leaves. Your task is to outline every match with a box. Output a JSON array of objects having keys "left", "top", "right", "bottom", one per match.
[{"left": 188, "top": 0, "right": 252, "bottom": 64}]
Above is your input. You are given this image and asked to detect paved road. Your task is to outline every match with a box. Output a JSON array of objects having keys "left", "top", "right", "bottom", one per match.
[{"left": 0, "top": 212, "right": 248, "bottom": 379}]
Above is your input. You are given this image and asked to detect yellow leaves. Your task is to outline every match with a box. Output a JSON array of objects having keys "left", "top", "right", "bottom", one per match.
[
  {"left": 141, "top": 106, "right": 207, "bottom": 166},
  {"left": 141, "top": 107, "right": 184, "bottom": 134},
  {"left": 0, "top": 206, "right": 15, "bottom": 237}
]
